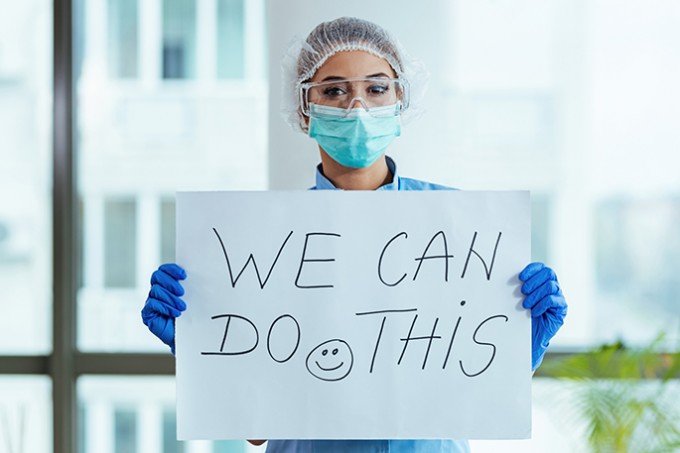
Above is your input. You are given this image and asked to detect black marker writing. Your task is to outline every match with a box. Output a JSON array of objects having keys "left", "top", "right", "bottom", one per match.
[
  {"left": 355, "top": 308, "right": 418, "bottom": 373},
  {"left": 397, "top": 314, "right": 442, "bottom": 369},
  {"left": 377, "top": 232, "right": 409, "bottom": 287},
  {"left": 442, "top": 316, "right": 462, "bottom": 370},
  {"left": 460, "top": 231, "right": 502, "bottom": 281},
  {"left": 413, "top": 231, "right": 454, "bottom": 282},
  {"left": 305, "top": 339, "right": 354, "bottom": 382},
  {"left": 267, "top": 314, "right": 301, "bottom": 363},
  {"left": 295, "top": 232, "right": 341, "bottom": 289},
  {"left": 201, "top": 314, "right": 259, "bottom": 356},
  {"left": 213, "top": 228, "right": 293, "bottom": 289},
  {"left": 202, "top": 308, "right": 513, "bottom": 380},
  {"left": 459, "top": 314, "right": 509, "bottom": 377}
]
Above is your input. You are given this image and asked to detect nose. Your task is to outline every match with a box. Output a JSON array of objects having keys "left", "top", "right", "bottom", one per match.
[{"left": 348, "top": 97, "right": 369, "bottom": 111}]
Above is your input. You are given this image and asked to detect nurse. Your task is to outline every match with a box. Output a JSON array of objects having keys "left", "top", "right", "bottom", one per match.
[{"left": 142, "top": 17, "right": 567, "bottom": 453}]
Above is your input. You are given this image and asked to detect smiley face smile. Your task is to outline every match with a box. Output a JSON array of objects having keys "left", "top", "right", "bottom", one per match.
[
  {"left": 315, "top": 361, "right": 344, "bottom": 371},
  {"left": 306, "top": 339, "right": 354, "bottom": 381}
]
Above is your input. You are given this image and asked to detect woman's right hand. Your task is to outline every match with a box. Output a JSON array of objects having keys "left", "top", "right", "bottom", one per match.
[{"left": 141, "top": 263, "right": 187, "bottom": 354}]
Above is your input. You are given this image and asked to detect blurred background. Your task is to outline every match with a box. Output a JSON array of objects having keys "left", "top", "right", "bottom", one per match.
[{"left": 0, "top": 0, "right": 678, "bottom": 452}]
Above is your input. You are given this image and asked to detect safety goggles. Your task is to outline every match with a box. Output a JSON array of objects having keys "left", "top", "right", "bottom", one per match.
[{"left": 300, "top": 77, "right": 410, "bottom": 118}]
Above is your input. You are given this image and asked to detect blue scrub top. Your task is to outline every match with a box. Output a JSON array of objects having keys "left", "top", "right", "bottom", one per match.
[
  {"left": 309, "top": 156, "right": 453, "bottom": 192},
  {"left": 266, "top": 157, "right": 470, "bottom": 453}
]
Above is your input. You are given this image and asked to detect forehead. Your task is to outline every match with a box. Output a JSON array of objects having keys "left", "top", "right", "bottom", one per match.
[{"left": 311, "top": 50, "right": 396, "bottom": 82}]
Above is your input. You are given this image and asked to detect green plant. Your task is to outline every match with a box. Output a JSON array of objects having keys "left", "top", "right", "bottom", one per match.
[{"left": 540, "top": 336, "right": 680, "bottom": 453}]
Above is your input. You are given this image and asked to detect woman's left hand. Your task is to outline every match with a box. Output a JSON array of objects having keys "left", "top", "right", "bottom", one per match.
[{"left": 519, "top": 262, "right": 568, "bottom": 370}]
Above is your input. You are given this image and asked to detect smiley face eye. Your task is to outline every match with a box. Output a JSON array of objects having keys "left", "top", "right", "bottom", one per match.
[
  {"left": 322, "top": 349, "right": 328, "bottom": 356},
  {"left": 332, "top": 348, "right": 339, "bottom": 355}
]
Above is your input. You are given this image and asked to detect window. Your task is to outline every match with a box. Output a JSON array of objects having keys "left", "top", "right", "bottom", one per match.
[
  {"left": 108, "top": 0, "right": 138, "bottom": 78},
  {"left": 531, "top": 195, "right": 551, "bottom": 264},
  {"left": 77, "top": 0, "right": 266, "bottom": 352},
  {"left": 3, "top": 0, "right": 678, "bottom": 451},
  {"left": 0, "top": 377, "right": 51, "bottom": 452},
  {"left": 217, "top": 0, "right": 245, "bottom": 79},
  {"left": 114, "top": 408, "right": 137, "bottom": 453},
  {"left": 162, "top": 407, "right": 184, "bottom": 453},
  {"left": 431, "top": 0, "right": 680, "bottom": 348},
  {"left": 104, "top": 199, "right": 137, "bottom": 288},
  {"left": 162, "top": 0, "right": 196, "bottom": 79},
  {"left": 595, "top": 197, "right": 680, "bottom": 344},
  {"left": 0, "top": 0, "right": 52, "bottom": 355},
  {"left": 72, "top": 0, "right": 266, "bottom": 448},
  {"left": 160, "top": 199, "right": 176, "bottom": 264},
  {"left": 78, "top": 377, "right": 254, "bottom": 453}
]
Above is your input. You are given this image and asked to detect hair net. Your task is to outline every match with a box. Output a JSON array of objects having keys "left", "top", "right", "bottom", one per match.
[{"left": 281, "top": 17, "right": 430, "bottom": 133}]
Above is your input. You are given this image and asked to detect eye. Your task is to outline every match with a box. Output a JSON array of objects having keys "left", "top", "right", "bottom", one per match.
[
  {"left": 323, "top": 86, "right": 347, "bottom": 97},
  {"left": 367, "top": 83, "right": 389, "bottom": 96},
  {"left": 332, "top": 348, "right": 339, "bottom": 355},
  {"left": 322, "top": 349, "right": 328, "bottom": 356}
]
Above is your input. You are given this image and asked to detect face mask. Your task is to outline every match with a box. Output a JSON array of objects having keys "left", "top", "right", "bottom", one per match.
[{"left": 308, "top": 104, "right": 401, "bottom": 169}]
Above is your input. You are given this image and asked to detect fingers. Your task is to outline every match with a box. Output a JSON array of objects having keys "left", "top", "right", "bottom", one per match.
[
  {"left": 151, "top": 266, "right": 186, "bottom": 296},
  {"left": 522, "top": 280, "right": 560, "bottom": 311},
  {"left": 522, "top": 263, "right": 568, "bottom": 370},
  {"left": 147, "top": 285, "right": 186, "bottom": 314},
  {"left": 142, "top": 310, "right": 175, "bottom": 347},
  {"left": 521, "top": 265, "right": 557, "bottom": 295},
  {"left": 519, "top": 262, "right": 545, "bottom": 282},
  {"left": 143, "top": 264, "right": 186, "bottom": 353},
  {"left": 159, "top": 263, "right": 187, "bottom": 280},
  {"left": 529, "top": 293, "right": 567, "bottom": 319},
  {"left": 531, "top": 300, "right": 567, "bottom": 342},
  {"left": 142, "top": 298, "right": 180, "bottom": 322},
  {"left": 520, "top": 262, "right": 567, "bottom": 317}
]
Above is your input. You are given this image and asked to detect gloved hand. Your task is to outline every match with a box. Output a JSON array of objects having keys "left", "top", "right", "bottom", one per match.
[
  {"left": 141, "top": 263, "right": 187, "bottom": 354},
  {"left": 519, "top": 262, "right": 568, "bottom": 371}
]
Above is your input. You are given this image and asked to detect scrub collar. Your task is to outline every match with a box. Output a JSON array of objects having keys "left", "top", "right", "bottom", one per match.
[{"left": 314, "top": 156, "right": 400, "bottom": 191}]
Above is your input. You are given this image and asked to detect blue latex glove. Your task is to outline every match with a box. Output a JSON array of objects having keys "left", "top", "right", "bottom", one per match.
[
  {"left": 519, "top": 262, "right": 568, "bottom": 371},
  {"left": 141, "top": 263, "right": 187, "bottom": 354}
]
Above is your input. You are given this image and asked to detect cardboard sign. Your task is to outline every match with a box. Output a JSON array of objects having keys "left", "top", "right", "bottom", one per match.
[{"left": 176, "top": 190, "right": 531, "bottom": 440}]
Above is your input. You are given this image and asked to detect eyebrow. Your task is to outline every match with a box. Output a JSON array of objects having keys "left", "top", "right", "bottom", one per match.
[{"left": 320, "top": 72, "right": 392, "bottom": 82}]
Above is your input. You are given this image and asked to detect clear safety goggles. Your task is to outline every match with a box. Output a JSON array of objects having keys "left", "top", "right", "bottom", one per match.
[{"left": 300, "top": 77, "right": 410, "bottom": 118}]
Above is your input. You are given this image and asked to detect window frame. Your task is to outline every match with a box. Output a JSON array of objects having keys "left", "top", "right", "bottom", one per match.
[
  {"left": 1, "top": 2, "right": 177, "bottom": 452},
  {"left": 0, "top": 1, "right": 674, "bottom": 452}
]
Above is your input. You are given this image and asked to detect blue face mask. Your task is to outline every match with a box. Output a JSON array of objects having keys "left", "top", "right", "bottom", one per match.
[{"left": 308, "top": 104, "right": 401, "bottom": 169}]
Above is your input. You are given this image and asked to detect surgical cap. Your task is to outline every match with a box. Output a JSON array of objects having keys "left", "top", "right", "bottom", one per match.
[{"left": 281, "top": 17, "right": 429, "bottom": 133}]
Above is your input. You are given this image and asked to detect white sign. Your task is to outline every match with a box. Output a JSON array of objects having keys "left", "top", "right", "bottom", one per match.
[{"left": 176, "top": 190, "right": 531, "bottom": 440}]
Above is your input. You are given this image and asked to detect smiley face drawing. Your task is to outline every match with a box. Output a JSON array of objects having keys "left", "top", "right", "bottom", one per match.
[{"left": 305, "top": 339, "right": 354, "bottom": 382}]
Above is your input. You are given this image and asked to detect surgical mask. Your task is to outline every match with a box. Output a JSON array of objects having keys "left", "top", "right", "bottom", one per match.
[{"left": 308, "top": 103, "right": 401, "bottom": 169}]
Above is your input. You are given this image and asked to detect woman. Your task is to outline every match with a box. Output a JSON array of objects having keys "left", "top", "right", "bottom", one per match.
[{"left": 142, "top": 17, "right": 567, "bottom": 453}]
